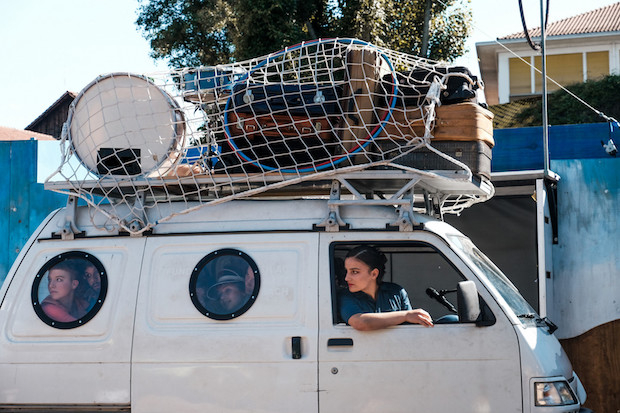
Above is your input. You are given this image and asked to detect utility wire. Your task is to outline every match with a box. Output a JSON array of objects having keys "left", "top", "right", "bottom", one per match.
[{"left": 518, "top": 0, "right": 550, "bottom": 51}]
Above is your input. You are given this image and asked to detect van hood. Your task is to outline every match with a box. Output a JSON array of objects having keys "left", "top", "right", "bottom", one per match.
[{"left": 517, "top": 323, "right": 573, "bottom": 380}]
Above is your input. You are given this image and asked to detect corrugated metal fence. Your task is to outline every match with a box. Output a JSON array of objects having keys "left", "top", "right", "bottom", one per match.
[{"left": 0, "top": 140, "right": 65, "bottom": 284}]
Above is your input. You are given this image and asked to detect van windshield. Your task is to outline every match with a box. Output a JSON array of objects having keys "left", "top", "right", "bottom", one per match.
[{"left": 446, "top": 235, "right": 538, "bottom": 324}]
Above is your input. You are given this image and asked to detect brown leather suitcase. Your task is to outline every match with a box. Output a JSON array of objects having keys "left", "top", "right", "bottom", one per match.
[
  {"left": 338, "top": 48, "right": 384, "bottom": 159},
  {"left": 433, "top": 102, "right": 494, "bottom": 147},
  {"left": 225, "top": 111, "right": 340, "bottom": 171},
  {"left": 377, "top": 102, "right": 494, "bottom": 147},
  {"left": 228, "top": 112, "right": 337, "bottom": 141}
]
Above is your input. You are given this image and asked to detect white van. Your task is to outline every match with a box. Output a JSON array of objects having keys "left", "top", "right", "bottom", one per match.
[
  {"left": 1, "top": 41, "right": 590, "bottom": 412},
  {"left": 0, "top": 195, "right": 589, "bottom": 412}
]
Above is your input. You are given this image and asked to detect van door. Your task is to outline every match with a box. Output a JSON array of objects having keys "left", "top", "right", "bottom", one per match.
[
  {"left": 318, "top": 232, "right": 522, "bottom": 413},
  {"left": 0, "top": 237, "right": 145, "bottom": 409},
  {"left": 131, "top": 232, "right": 319, "bottom": 413}
]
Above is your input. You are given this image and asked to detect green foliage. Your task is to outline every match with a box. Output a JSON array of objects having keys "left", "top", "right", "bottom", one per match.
[
  {"left": 136, "top": 0, "right": 472, "bottom": 67},
  {"left": 136, "top": 0, "right": 235, "bottom": 67},
  {"left": 383, "top": 0, "right": 472, "bottom": 60},
  {"left": 515, "top": 75, "right": 620, "bottom": 126}
]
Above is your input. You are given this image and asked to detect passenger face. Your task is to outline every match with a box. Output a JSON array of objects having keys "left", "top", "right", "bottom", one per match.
[
  {"left": 48, "top": 268, "right": 78, "bottom": 302},
  {"left": 344, "top": 257, "right": 379, "bottom": 295},
  {"left": 217, "top": 283, "right": 245, "bottom": 312},
  {"left": 84, "top": 265, "right": 101, "bottom": 291}
]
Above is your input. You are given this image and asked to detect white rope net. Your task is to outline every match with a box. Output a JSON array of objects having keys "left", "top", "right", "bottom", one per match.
[{"left": 46, "top": 38, "right": 493, "bottom": 234}]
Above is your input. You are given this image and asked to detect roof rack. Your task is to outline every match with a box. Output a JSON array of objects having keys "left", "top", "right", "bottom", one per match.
[
  {"left": 44, "top": 38, "right": 494, "bottom": 235},
  {"left": 45, "top": 163, "right": 493, "bottom": 236}
]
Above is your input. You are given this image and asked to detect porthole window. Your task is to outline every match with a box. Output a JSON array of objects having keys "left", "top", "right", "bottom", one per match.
[
  {"left": 189, "top": 249, "right": 260, "bottom": 320},
  {"left": 31, "top": 251, "right": 108, "bottom": 329}
]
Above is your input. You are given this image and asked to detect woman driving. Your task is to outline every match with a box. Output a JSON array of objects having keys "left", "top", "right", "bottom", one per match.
[{"left": 339, "top": 245, "right": 434, "bottom": 331}]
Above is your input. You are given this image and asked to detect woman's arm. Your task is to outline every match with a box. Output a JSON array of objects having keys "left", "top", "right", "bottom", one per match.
[{"left": 348, "top": 308, "right": 434, "bottom": 331}]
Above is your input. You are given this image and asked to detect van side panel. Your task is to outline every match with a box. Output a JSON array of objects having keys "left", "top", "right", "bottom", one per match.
[
  {"left": 131, "top": 233, "right": 319, "bottom": 413},
  {"left": 0, "top": 238, "right": 146, "bottom": 407}
]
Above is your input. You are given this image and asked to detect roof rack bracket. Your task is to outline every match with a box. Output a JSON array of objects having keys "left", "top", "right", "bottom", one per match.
[
  {"left": 391, "top": 193, "right": 419, "bottom": 231},
  {"left": 54, "top": 196, "right": 83, "bottom": 240},
  {"left": 316, "top": 180, "right": 347, "bottom": 232}
]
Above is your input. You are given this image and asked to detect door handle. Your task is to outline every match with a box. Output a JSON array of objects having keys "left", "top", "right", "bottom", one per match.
[
  {"left": 327, "top": 338, "right": 354, "bottom": 347},
  {"left": 292, "top": 336, "right": 302, "bottom": 359}
]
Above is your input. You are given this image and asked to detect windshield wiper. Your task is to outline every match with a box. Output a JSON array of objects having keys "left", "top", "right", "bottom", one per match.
[
  {"left": 517, "top": 313, "right": 558, "bottom": 334},
  {"left": 541, "top": 317, "right": 558, "bottom": 334}
]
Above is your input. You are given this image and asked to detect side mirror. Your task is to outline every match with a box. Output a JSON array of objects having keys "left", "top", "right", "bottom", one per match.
[
  {"left": 457, "top": 281, "right": 495, "bottom": 326},
  {"left": 457, "top": 281, "right": 480, "bottom": 323}
]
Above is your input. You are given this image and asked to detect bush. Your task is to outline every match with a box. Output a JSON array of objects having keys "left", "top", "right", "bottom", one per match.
[{"left": 515, "top": 75, "right": 620, "bottom": 126}]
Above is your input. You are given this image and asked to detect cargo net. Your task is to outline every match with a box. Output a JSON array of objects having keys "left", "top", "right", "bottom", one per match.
[{"left": 46, "top": 38, "right": 491, "bottom": 234}]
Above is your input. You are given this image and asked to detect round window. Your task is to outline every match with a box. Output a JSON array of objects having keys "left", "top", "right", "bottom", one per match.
[
  {"left": 189, "top": 249, "right": 260, "bottom": 320},
  {"left": 31, "top": 251, "right": 108, "bottom": 329}
]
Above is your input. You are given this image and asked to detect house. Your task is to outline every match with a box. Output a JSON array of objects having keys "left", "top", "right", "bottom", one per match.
[
  {"left": 477, "top": 2, "right": 620, "bottom": 105},
  {"left": 0, "top": 126, "right": 54, "bottom": 141},
  {"left": 25, "top": 91, "right": 76, "bottom": 139}
]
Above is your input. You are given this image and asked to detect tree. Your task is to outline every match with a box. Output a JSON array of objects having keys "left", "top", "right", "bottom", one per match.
[
  {"left": 136, "top": 0, "right": 472, "bottom": 67},
  {"left": 383, "top": 0, "right": 471, "bottom": 60},
  {"left": 136, "top": 0, "right": 235, "bottom": 67}
]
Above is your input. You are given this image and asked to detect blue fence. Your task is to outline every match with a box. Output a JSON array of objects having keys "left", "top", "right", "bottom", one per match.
[{"left": 0, "top": 140, "right": 66, "bottom": 284}]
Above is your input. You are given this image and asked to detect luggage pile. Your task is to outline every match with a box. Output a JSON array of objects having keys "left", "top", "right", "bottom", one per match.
[
  {"left": 46, "top": 38, "right": 494, "bottom": 235},
  {"left": 181, "top": 39, "right": 493, "bottom": 178}
]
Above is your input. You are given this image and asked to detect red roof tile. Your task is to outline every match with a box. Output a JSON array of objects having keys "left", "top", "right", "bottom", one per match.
[
  {"left": 501, "top": 2, "right": 620, "bottom": 39},
  {"left": 0, "top": 126, "right": 55, "bottom": 141}
]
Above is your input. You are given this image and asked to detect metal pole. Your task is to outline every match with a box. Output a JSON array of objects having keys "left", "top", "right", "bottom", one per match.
[
  {"left": 421, "top": 0, "right": 432, "bottom": 57},
  {"left": 540, "top": 0, "right": 550, "bottom": 176}
]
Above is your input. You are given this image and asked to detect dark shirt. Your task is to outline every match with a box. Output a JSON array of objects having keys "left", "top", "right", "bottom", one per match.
[{"left": 339, "top": 282, "right": 412, "bottom": 324}]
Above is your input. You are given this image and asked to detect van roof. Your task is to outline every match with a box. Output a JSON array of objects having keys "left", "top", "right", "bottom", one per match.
[{"left": 43, "top": 198, "right": 465, "bottom": 239}]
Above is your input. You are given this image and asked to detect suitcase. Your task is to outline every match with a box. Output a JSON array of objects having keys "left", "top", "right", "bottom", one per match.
[
  {"left": 338, "top": 48, "right": 387, "bottom": 162},
  {"left": 389, "top": 140, "right": 492, "bottom": 180},
  {"left": 225, "top": 111, "right": 340, "bottom": 171},
  {"left": 181, "top": 67, "right": 245, "bottom": 103},
  {"left": 230, "top": 83, "right": 343, "bottom": 117},
  {"left": 433, "top": 102, "right": 494, "bottom": 147},
  {"left": 224, "top": 82, "right": 343, "bottom": 171},
  {"left": 227, "top": 112, "right": 337, "bottom": 141},
  {"left": 377, "top": 102, "right": 494, "bottom": 147}
]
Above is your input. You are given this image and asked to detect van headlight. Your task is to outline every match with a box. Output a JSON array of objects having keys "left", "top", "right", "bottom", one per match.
[{"left": 534, "top": 381, "right": 578, "bottom": 406}]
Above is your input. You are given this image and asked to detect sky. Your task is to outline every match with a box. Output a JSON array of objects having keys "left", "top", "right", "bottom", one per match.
[{"left": 1, "top": 0, "right": 619, "bottom": 130}]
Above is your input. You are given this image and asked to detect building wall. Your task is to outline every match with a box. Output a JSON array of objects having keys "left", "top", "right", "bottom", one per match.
[
  {"left": 498, "top": 42, "right": 620, "bottom": 103},
  {"left": 479, "top": 33, "right": 620, "bottom": 104},
  {"left": 551, "top": 158, "right": 620, "bottom": 413}
]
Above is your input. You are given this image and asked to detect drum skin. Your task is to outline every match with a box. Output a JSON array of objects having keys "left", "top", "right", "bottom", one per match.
[{"left": 68, "top": 73, "right": 185, "bottom": 177}]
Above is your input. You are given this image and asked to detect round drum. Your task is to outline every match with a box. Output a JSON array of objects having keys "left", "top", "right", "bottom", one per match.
[{"left": 67, "top": 73, "right": 185, "bottom": 177}]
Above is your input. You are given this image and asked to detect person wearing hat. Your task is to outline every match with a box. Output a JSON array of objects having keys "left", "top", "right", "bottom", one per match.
[{"left": 207, "top": 269, "right": 248, "bottom": 313}]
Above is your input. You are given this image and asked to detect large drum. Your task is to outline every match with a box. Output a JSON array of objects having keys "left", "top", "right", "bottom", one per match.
[{"left": 67, "top": 73, "right": 185, "bottom": 177}]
